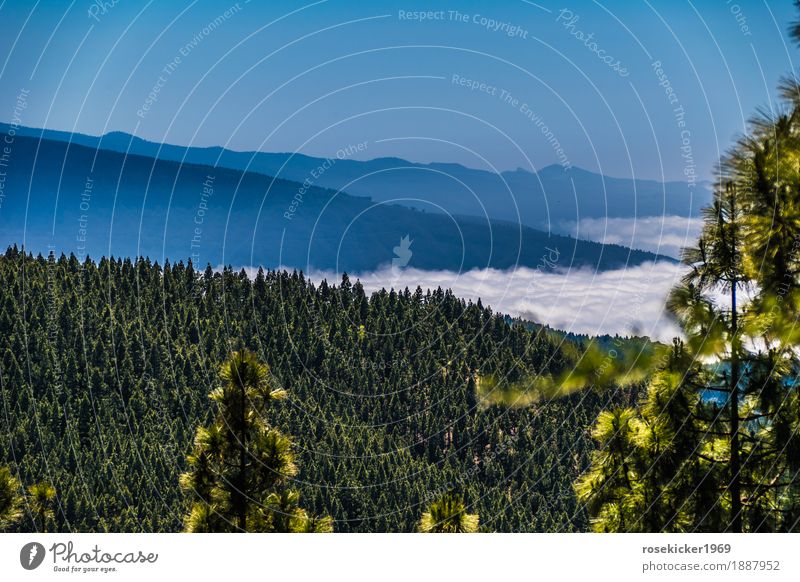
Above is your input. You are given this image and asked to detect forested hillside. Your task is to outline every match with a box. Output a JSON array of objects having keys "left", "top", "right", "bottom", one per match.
[{"left": 0, "top": 247, "right": 632, "bottom": 532}]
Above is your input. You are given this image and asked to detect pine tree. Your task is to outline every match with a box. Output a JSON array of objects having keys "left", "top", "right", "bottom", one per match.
[
  {"left": 575, "top": 88, "right": 800, "bottom": 532},
  {"left": 0, "top": 466, "right": 23, "bottom": 531},
  {"left": 1, "top": 249, "right": 606, "bottom": 533},
  {"left": 418, "top": 492, "right": 479, "bottom": 533},
  {"left": 679, "top": 182, "right": 747, "bottom": 531},
  {"left": 28, "top": 482, "right": 56, "bottom": 532},
  {"left": 574, "top": 339, "right": 715, "bottom": 531},
  {"left": 179, "top": 350, "right": 331, "bottom": 532}
]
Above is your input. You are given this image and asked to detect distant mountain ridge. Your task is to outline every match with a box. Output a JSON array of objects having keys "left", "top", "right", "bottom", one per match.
[
  {"left": 0, "top": 128, "right": 674, "bottom": 273},
  {"left": 0, "top": 123, "right": 710, "bottom": 232}
]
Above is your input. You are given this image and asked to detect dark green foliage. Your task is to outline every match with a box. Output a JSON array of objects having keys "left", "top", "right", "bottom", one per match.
[
  {"left": 180, "top": 349, "right": 329, "bottom": 532},
  {"left": 27, "top": 481, "right": 57, "bottom": 533},
  {"left": 0, "top": 466, "right": 23, "bottom": 530},
  {"left": 0, "top": 248, "right": 623, "bottom": 532},
  {"left": 575, "top": 340, "right": 717, "bottom": 532},
  {"left": 418, "top": 492, "right": 479, "bottom": 532},
  {"left": 576, "top": 75, "right": 800, "bottom": 532}
]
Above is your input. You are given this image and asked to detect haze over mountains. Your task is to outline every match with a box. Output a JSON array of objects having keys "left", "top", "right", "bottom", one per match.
[
  {"left": 0, "top": 125, "right": 677, "bottom": 274},
  {"left": 2, "top": 124, "right": 710, "bottom": 235}
]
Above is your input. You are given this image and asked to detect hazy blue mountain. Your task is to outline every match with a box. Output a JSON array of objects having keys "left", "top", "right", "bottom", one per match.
[
  {"left": 1, "top": 124, "right": 710, "bottom": 232},
  {"left": 0, "top": 130, "right": 674, "bottom": 272}
]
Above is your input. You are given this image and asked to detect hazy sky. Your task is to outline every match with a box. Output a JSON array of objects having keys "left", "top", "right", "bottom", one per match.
[{"left": 0, "top": 0, "right": 797, "bottom": 181}]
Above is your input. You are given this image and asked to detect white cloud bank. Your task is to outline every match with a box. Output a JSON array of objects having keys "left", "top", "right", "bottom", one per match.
[
  {"left": 558, "top": 215, "right": 703, "bottom": 259},
  {"left": 298, "top": 261, "right": 688, "bottom": 342},
  {"left": 239, "top": 216, "right": 699, "bottom": 341}
]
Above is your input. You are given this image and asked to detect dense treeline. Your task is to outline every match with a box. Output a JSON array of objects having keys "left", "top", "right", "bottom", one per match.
[{"left": 0, "top": 247, "right": 628, "bottom": 532}]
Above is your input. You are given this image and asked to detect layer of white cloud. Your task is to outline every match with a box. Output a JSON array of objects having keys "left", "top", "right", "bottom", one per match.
[
  {"left": 295, "top": 261, "right": 688, "bottom": 342},
  {"left": 557, "top": 215, "right": 703, "bottom": 258},
  {"left": 235, "top": 216, "right": 701, "bottom": 341}
]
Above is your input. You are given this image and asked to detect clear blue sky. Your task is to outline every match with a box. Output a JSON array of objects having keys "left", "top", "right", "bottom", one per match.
[{"left": 0, "top": 0, "right": 797, "bottom": 182}]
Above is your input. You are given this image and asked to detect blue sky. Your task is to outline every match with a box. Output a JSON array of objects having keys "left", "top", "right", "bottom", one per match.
[{"left": 0, "top": 0, "right": 797, "bottom": 182}]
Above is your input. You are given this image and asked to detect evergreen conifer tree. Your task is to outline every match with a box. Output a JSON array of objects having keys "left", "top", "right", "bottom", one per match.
[
  {"left": 0, "top": 466, "right": 23, "bottom": 531},
  {"left": 418, "top": 492, "right": 479, "bottom": 533},
  {"left": 180, "top": 350, "right": 331, "bottom": 532}
]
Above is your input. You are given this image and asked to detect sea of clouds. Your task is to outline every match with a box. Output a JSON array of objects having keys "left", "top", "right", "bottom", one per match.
[
  {"left": 295, "top": 261, "right": 687, "bottom": 342},
  {"left": 239, "top": 216, "right": 698, "bottom": 341},
  {"left": 558, "top": 215, "right": 703, "bottom": 259}
]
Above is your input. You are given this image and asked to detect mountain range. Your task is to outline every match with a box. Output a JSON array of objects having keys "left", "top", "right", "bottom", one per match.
[
  {"left": 1, "top": 124, "right": 710, "bottom": 228},
  {"left": 0, "top": 125, "right": 677, "bottom": 272}
]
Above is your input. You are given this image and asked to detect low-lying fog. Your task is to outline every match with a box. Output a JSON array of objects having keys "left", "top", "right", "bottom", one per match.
[
  {"left": 290, "top": 261, "right": 687, "bottom": 342},
  {"left": 245, "top": 215, "right": 698, "bottom": 341}
]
